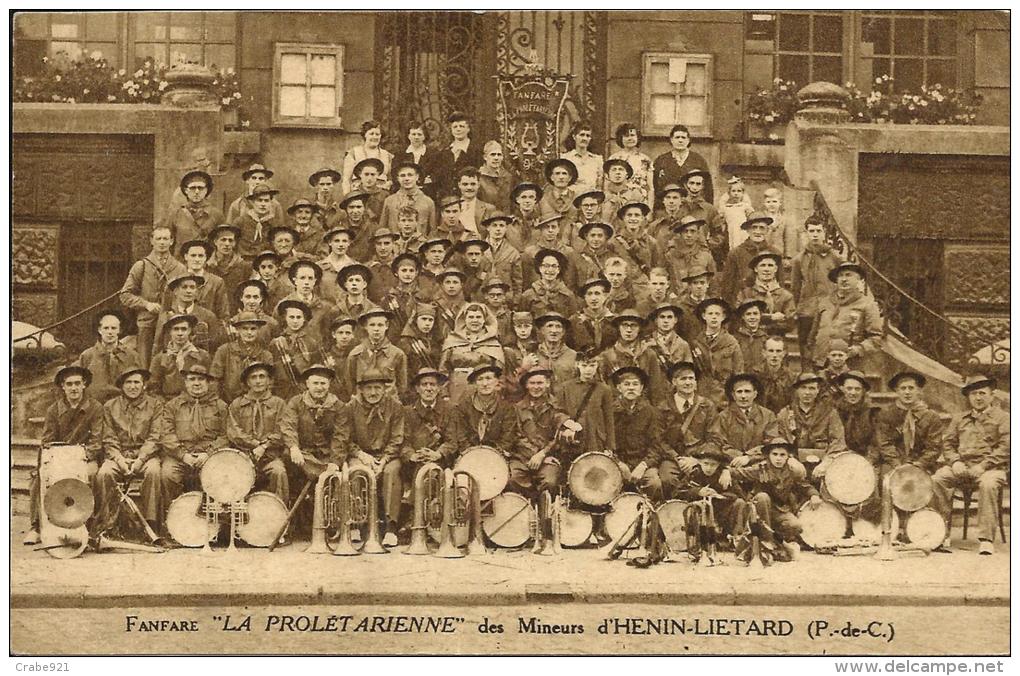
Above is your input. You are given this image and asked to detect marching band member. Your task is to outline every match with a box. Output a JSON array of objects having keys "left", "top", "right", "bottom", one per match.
[
  {"left": 210, "top": 312, "right": 274, "bottom": 403},
  {"left": 558, "top": 350, "right": 616, "bottom": 458},
  {"left": 658, "top": 361, "right": 717, "bottom": 499},
  {"left": 511, "top": 367, "right": 576, "bottom": 498},
  {"left": 344, "top": 309, "right": 409, "bottom": 401},
  {"left": 74, "top": 310, "right": 142, "bottom": 404},
  {"left": 119, "top": 224, "right": 186, "bottom": 367},
  {"left": 226, "top": 362, "right": 289, "bottom": 505},
  {"left": 437, "top": 364, "right": 518, "bottom": 464},
  {"left": 230, "top": 280, "right": 278, "bottom": 348},
  {"left": 776, "top": 371, "right": 847, "bottom": 479},
  {"left": 207, "top": 225, "right": 249, "bottom": 314},
  {"left": 152, "top": 273, "right": 225, "bottom": 357},
  {"left": 609, "top": 366, "right": 666, "bottom": 501},
  {"left": 270, "top": 300, "right": 322, "bottom": 401},
  {"left": 173, "top": 239, "right": 230, "bottom": 319},
  {"left": 711, "top": 373, "right": 779, "bottom": 468},
  {"left": 279, "top": 364, "right": 351, "bottom": 483},
  {"left": 401, "top": 368, "right": 452, "bottom": 472},
  {"left": 148, "top": 314, "right": 210, "bottom": 399},
  {"left": 676, "top": 442, "right": 737, "bottom": 559}
]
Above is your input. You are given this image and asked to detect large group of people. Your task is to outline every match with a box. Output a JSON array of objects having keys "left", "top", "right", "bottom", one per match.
[{"left": 25, "top": 112, "right": 1008, "bottom": 564}]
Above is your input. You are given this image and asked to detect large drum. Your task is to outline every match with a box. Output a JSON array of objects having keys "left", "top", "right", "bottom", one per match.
[
  {"left": 166, "top": 492, "right": 220, "bottom": 547},
  {"left": 567, "top": 452, "right": 624, "bottom": 506},
  {"left": 482, "top": 493, "right": 533, "bottom": 548},
  {"left": 454, "top": 446, "right": 509, "bottom": 502},
  {"left": 824, "top": 453, "right": 877, "bottom": 506},
  {"left": 798, "top": 500, "right": 847, "bottom": 548},
  {"left": 888, "top": 464, "right": 934, "bottom": 512},
  {"left": 905, "top": 508, "right": 946, "bottom": 550},
  {"left": 237, "top": 492, "right": 288, "bottom": 547},
  {"left": 200, "top": 448, "right": 256, "bottom": 504},
  {"left": 604, "top": 492, "right": 651, "bottom": 547},
  {"left": 559, "top": 509, "right": 594, "bottom": 548},
  {"left": 656, "top": 500, "right": 689, "bottom": 553},
  {"left": 39, "top": 444, "right": 93, "bottom": 559}
]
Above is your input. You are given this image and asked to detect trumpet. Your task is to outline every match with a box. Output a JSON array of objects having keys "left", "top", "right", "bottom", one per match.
[
  {"left": 530, "top": 490, "right": 563, "bottom": 556},
  {"left": 405, "top": 462, "right": 445, "bottom": 556},
  {"left": 333, "top": 463, "right": 388, "bottom": 556},
  {"left": 306, "top": 466, "right": 343, "bottom": 554}
]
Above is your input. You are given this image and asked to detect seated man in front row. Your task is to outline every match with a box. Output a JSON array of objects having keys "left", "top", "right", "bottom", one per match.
[
  {"left": 609, "top": 366, "right": 665, "bottom": 502},
  {"left": 226, "top": 362, "right": 289, "bottom": 506},
  {"left": 510, "top": 367, "right": 578, "bottom": 498}
]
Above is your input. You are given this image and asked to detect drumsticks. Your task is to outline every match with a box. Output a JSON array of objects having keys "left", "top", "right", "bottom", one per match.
[{"left": 267, "top": 477, "right": 315, "bottom": 552}]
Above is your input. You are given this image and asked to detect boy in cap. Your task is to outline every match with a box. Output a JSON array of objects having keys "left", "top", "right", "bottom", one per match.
[
  {"left": 649, "top": 183, "right": 687, "bottom": 246},
  {"left": 94, "top": 367, "right": 163, "bottom": 537},
  {"left": 148, "top": 314, "right": 210, "bottom": 398},
  {"left": 731, "top": 438, "right": 822, "bottom": 564},
  {"left": 754, "top": 335, "right": 796, "bottom": 414},
  {"left": 520, "top": 249, "right": 580, "bottom": 317},
  {"left": 119, "top": 225, "right": 187, "bottom": 367},
  {"left": 791, "top": 215, "right": 843, "bottom": 359},
  {"left": 716, "top": 213, "right": 775, "bottom": 304},
  {"left": 732, "top": 299, "right": 771, "bottom": 374},
  {"left": 737, "top": 251, "right": 794, "bottom": 334},
  {"left": 24, "top": 366, "right": 105, "bottom": 545},
  {"left": 559, "top": 350, "right": 617, "bottom": 457},
  {"left": 609, "top": 366, "right": 666, "bottom": 501},
  {"left": 207, "top": 225, "right": 249, "bottom": 313},
  {"left": 174, "top": 239, "right": 230, "bottom": 318},
  {"left": 401, "top": 368, "right": 452, "bottom": 468},
  {"left": 603, "top": 158, "right": 642, "bottom": 223},
  {"left": 658, "top": 362, "right": 718, "bottom": 498},
  {"left": 696, "top": 298, "right": 743, "bottom": 405},
  {"left": 271, "top": 300, "right": 322, "bottom": 400},
  {"left": 573, "top": 222, "right": 616, "bottom": 283},
  {"left": 344, "top": 309, "right": 408, "bottom": 399},
  {"left": 933, "top": 375, "right": 1009, "bottom": 554},
  {"left": 432, "top": 194, "right": 465, "bottom": 245},
  {"left": 710, "top": 373, "right": 779, "bottom": 467},
  {"left": 381, "top": 253, "right": 430, "bottom": 341},
  {"left": 509, "top": 182, "right": 543, "bottom": 249},
  {"left": 539, "top": 158, "right": 579, "bottom": 225},
  {"left": 279, "top": 364, "right": 351, "bottom": 488},
  {"left": 398, "top": 303, "right": 443, "bottom": 376},
  {"left": 165, "top": 170, "right": 223, "bottom": 245},
  {"left": 322, "top": 263, "right": 379, "bottom": 339},
  {"left": 226, "top": 362, "right": 289, "bottom": 504},
  {"left": 437, "top": 364, "right": 518, "bottom": 463},
  {"left": 157, "top": 360, "right": 228, "bottom": 525},
  {"left": 337, "top": 190, "right": 378, "bottom": 262},
  {"left": 664, "top": 216, "right": 716, "bottom": 293},
  {"left": 308, "top": 167, "right": 344, "bottom": 232},
  {"left": 74, "top": 310, "right": 142, "bottom": 403},
  {"left": 809, "top": 262, "right": 883, "bottom": 371},
  {"left": 676, "top": 442, "right": 739, "bottom": 560},
  {"left": 677, "top": 169, "right": 726, "bottom": 265},
  {"left": 455, "top": 167, "right": 498, "bottom": 237},
  {"left": 227, "top": 163, "right": 284, "bottom": 225},
  {"left": 345, "top": 369, "right": 406, "bottom": 545},
  {"left": 776, "top": 372, "right": 848, "bottom": 477},
  {"left": 210, "top": 312, "right": 274, "bottom": 402},
  {"left": 483, "top": 214, "right": 524, "bottom": 299},
  {"left": 511, "top": 367, "right": 577, "bottom": 497},
  {"left": 288, "top": 198, "right": 327, "bottom": 260},
  {"left": 819, "top": 338, "right": 852, "bottom": 402},
  {"left": 232, "top": 184, "right": 283, "bottom": 259},
  {"left": 568, "top": 277, "right": 617, "bottom": 355},
  {"left": 380, "top": 161, "right": 437, "bottom": 234},
  {"left": 365, "top": 228, "right": 401, "bottom": 302},
  {"left": 432, "top": 268, "right": 468, "bottom": 338}
]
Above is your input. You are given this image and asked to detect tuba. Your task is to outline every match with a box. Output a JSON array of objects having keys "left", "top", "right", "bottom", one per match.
[
  {"left": 307, "top": 466, "right": 343, "bottom": 554},
  {"left": 405, "top": 462, "right": 445, "bottom": 555},
  {"left": 530, "top": 490, "right": 563, "bottom": 556},
  {"left": 333, "top": 463, "right": 388, "bottom": 556}
]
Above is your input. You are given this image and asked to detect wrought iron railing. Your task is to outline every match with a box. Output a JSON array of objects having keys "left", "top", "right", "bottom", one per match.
[{"left": 810, "top": 183, "right": 1010, "bottom": 376}]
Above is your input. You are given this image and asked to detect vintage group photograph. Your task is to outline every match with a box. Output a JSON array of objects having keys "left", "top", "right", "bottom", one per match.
[{"left": 8, "top": 7, "right": 1011, "bottom": 659}]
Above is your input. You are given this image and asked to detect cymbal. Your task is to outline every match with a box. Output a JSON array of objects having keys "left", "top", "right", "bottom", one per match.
[{"left": 44, "top": 478, "right": 95, "bottom": 528}]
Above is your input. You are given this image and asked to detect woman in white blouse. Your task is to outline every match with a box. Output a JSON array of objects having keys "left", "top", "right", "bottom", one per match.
[
  {"left": 607, "top": 122, "right": 654, "bottom": 209},
  {"left": 341, "top": 119, "right": 394, "bottom": 194},
  {"left": 560, "top": 120, "right": 603, "bottom": 195}
]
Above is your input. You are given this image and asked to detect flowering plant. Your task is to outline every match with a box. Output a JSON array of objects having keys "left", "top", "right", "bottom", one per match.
[{"left": 746, "top": 77, "right": 800, "bottom": 128}]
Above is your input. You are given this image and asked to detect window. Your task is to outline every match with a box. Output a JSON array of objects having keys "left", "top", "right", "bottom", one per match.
[
  {"left": 14, "top": 12, "right": 121, "bottom": 76},
  {"left": 130, "top": 11, "right": 235, "bottom": 68},
  {"left": 858, "top": 11, "right": 958, "bottom": 91},
  {"left": 745, "top": 11, "right": 846, "bottom": 88},
  {"left": 641, "top": 52, "right": 714, "bottom": 138},
  {"left": 273, "top": 43, "right": 345, "bottom": 128}
]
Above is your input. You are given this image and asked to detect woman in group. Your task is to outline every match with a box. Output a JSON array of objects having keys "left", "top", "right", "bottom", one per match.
[
  {"left": 439, "top": 302, "right": 506, "bottom": 403},
  {"left": 477, "top": 140, "right": 518, "bottom": 212},
  {"left": 607, "top": 122, "right": 654, "bottom": 209},
  {"left": 560, "top": 120, "right": 603, "bottom": 195},
  {"left": 393, "top": 121, "right": 440, "bottom": 200},
  {"left": 341, "top": 119, "right": 394, "bottom": 194}
]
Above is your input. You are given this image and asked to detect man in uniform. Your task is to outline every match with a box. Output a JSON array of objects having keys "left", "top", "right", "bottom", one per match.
[
  {"left": 148, "top": 313, "right": 211, "bottom": 399},
  {"left": 232, "top": 183, "right": 283, "bottom": 260},
  {"left": 279, "top": 364, "right": 351, "bottom": 487},
  {"left": 226, "top": 163, "right": 284, "bottom": 224},
  {"left": 438, "top": 364, "right": 518, "bottom": 464},
  {"left": 610, "top": 366, "right": 666, "bottom": 501},
  {"left": 152, "top": 273, "right": 225, "bottom": 356},
  {"left": 344, "top": 308, "right": 409, "bottom": 399},
  {"left": 598, "top": 309, "right": 662, "bottom": 403},
  {"left": 175, "top": 239, "right": 230, "bottom": 319},
  {"left": 74, "top": 310, "right": 142, "bottom": 403},
  {"left": 164, "top": 170, "right": 223, "bottom": 245},
  {"left": 207, "top": 224, "right": 249, "bottom": 314},
  {"left": 568, "top": 277, "right": 617, "bottom": 355},
  {"left": 511, "top": 367, "right": 577, "bottom": 497},
  {"left": 210, "top": 312, "right": 275, "bottom": 403},
  {"left": 809, "top": 262, "right": 883, "bottom": 371},
  {"left": 308, "top": 167, "right": 345, "bottom": 233},
  {"left": 119, "top": 224, "right": 186, "bottom": 366},
  {"left": 776, "top": 372, "right": 847, "bottom": 480},
  {"left": 711, "top": 373, "right": 780, "bottom": 468},
  {"left": 754, "top": 335, "right": 796, "bottom": 414},
  {"left": 227, "top": 362, "right": 290, "bottom": 505},
  {"left": 380, "top": 161, "right": 437, "bottom": 234},
  {"left": 658, "top": 361, "right": 717, "bottom": 499},
  {"left": 559, "top": 349, "right": 616, "bottom": 458},
  {"left": 402, "top": 368, "right": 452, "bottom": 473}
]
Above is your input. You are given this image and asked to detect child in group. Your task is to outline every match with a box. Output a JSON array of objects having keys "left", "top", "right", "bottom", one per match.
[
  {"left": 696, "top": 298, "right": 743, "bottom": 405},
  {"left": 677, "top": 443, "right": 738, "bottom": 562},
  {"left": 664, "top": 216, "right": 716, "bottom": 295},
  {"left": 601, "top": 159, "right": 641, "bottom": 225},
  {"left": 791, "top": 215, "right": 843, "bottom": 361},
  {"left": 760, "top": 187, "right": 798, "bottom": 263},
  {"left": 819, "top": 338, "right": 852, "bottom": 402},
  {"left": 270, "top": 299, "right": 322, "bottom": 400},
  {"left": 508, "top": 182, "right": 543, "bottom": 250},
  {"left": 394, "top": 206, "right": 427, "bottom": 257},
  {"left": 733, "top": 299, "right": 770, "bottom": 374},
  {"left": 602, "top": 257, "right": 639, "bottom": 313},
  {"left": 736, "top": 251, "right": 795, "bottom": 335},
  {"left": 323, "top": 316, "right": 358, "bottom": 402},
  {"left": 288, "top": 198, "right": 327, "bottom": 260},
  {"left": 717, "top": 176, "right": 755, "bottom": 252},
  {"left": 573, "top": 222, "right": 616, "bottom": 284},
  {"left": 338, "top": 190, "right": 378, "bottom": 262}
]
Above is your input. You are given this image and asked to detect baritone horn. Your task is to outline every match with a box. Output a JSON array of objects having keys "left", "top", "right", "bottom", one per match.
[
  {"left": 453, "top": 469, "right": 487, "bottom": 556},
  {"left": 333, "top": 463, "right": 388, "bottom": 556},
  {"left": 405, "top": 462, "right": 445, "bottom": 555},
  {"left": 307, "top": 465, "right": 343, "bottom": 554}
]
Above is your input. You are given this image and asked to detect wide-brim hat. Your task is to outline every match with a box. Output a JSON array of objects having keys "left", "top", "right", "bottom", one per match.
[
  {"left": 437, "top": 195, "right": 463, "bottom": 211},
  {"left": 682, "top": 267, "right": 714, "bottom": 283},
  {"left": 339, "top": 190, "right": 370, "bottom": 210},
  {"left": 667, "top": 360, "right": 699, "bottom": 381},
  {"left": 577, "top": 276, "right": 612, "bottom": 296},
  {"left": 337, "top": 263, "right": 373, "bottom": 287},
  {"left": 482, "top": 212, "right": 513, "bottom": 227},
  {"left": 357, "top": 368, "right": 393, "bottom": 386},
  {"left": 414, "top": 303, "right": 438, "bottom": 319},
  {"left": 115, "top": 367, "right": 151, "bottom": 388},
  {"left": 329, "top": 315, "right": 358, "bottom": 332},
  {"left": 762, "top": 437, "right": 796, "bottom": 455},
  {"left": 357, "top": 308, "right": 393, "bottom": 325},
  {"left": 162, "top": 313, "right": 199, "bottom": 335},
  {"left": 647, "top": 303, "right": 683, "bottom": 322},
  {"left": 246, "top": 184, "right": 280, "bottom": 200},
  {"left": 694, "top": 442, "right": 729, "bottom": 463},
  {"left": 435, "top": 267, "right": 467, "bottom": 283},
  {"left": 572, "top": 190, "right": 605, "bottom": 208},
  {"left": 308, "top": 167, "right": 342, "bottom": 186},
  {"left": 370, "top": 227, "right": 398, "bottom": 242},
  {"left": 468, "top": 364, "right": 504, "bottom": 384},
  {"left": 602, "top": 158, "right": 634, "bottom": 179},
  {"left": 511, "top": 182, "right": 544, "bottom": 202},
  {"left": 828, "top": 262, "right": 866, "bottom": 283},
  {"left": 680, "top": 169, "right": 711, "bottom": 184},
  {"left": 419, "top": 237, "right": 453, "bottom": 255},
  {"left": 534, "top": 312, "right": 571, "bottom": 330},
  {"left": 749, "top": 251, "right": 783, "bottom": 270},
  {"left": 301, "top": 364, "right": 335, "bottom": 381},
  {"left": 230, "top": 311, "right": 269, "bottom": 327},
  {"left": 961, "top": 374, "right": 997, "bottom": 395},
  {"left": 617, "top": 201, "right": 651, "bottom": 219},
  {"left": 208, "top": 224, "right": 242, "bottom": 242},
  {"left": 696, "top": 297, "right": 732, "bottom": 320},
  {"left": 241, "top": 361, "right": 274, "bottom": 383},
  {"left": 518, "top": 366, "right": 554, "bottom": 388},
  {"left": 791, "top": 371, "right": 826, "bottom": 389},
  {"left": 167, "top": 274, "right": 206, "bottom": 292},
  {"left": 578, "top": 222, "right": 614, "bottom": 240},
  {"left": 268, "top": 225, "right": 301, "bottom": 243},
  {"left": 178, "top": 239, "right": 214, "bottom": 259},
  {"left": 323, "top": 227, "right": 357, "bottom": 243},
  {"left": 390, "top": 252, "right": 421, "bottom": 273},
  {"left": 834, "top": 370, "right": 871, "bottom": 391},
  {"left": 180, "top": 170, "right": 213, "bottom": 196},
  {"left": 54, "top": 365, "right": 93, "bottom": 387},
  {"left": 351, "top": 158, "right": 385, "bottom": 177},
  {"left": 179, "top": 361, "right": 216, "bottom": 380},
  {"left": 287, "top": 260, "right": 323, "bottom": 283},
  {"left": 741, "top": 214, "right": 774, "bottom": 231},
  {"left": 532, "top": 248, "right": 568, "bottom": 276},
  {"left": 274, "top": 299, "right": 313, "bottom": 322},
  {"left": 611, "top": 309, "right": 646, "bottom": 327},
  {"left": 412, "top": 367, "right": 448, "bottom": 387},
  {"left": 287, "top": 198, "right": 321, "bottom": 215},
  {"left": 671, "top": 218, "right": 706, "bottom": 234},
  {"left": 455, "top": 238, "right": 491, "bottom": 254},
  {"left": 735, "top": 299, "right": 769, "bottom": 318},
  {"left": 251, "top": 251, "right": 282, "bottom": 269},
  {"left": 481, "top": 277, "right": 511, "bottom": 293},
  {"left": 888, "top": 371, "right": 926, "bottom": 391},
  {"left": 535, "top": 213, "right": 562, "bottom": 229},
  {"left": 657, "top": 183, "right": 686, "bottom": 199},
  {"left": 610, "top": 365, "right": 649, "bottom": 386},
  {"left": 242, "top": 163, "right": 274, "bottom": 181},
  {"left": 544, "top": 158, "right": 578, "bottom": 185},
  {"left": 725, "top": 372, "right": 762, "bottom": 399}
]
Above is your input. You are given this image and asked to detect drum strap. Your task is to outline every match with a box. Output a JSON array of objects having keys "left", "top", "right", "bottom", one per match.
[{"left": 572, "top": 383, "right": 598, "bottom": 421}]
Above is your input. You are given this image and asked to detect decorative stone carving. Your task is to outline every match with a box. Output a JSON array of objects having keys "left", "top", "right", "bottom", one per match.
[
  {"left": 944, "top": 247, "right": 1011, "bottom": 308},
  {"left": 796, "top": 82, "right": 851, "bottom": 124},
  {"left": 13, "top": 293, "right": 58, "bottom": 327},
  {"left": 12, "top": 227, "right": 58, "bottom": 288},
  {"left": 160, "top": 63, "right": 219, "bottom": 108}
]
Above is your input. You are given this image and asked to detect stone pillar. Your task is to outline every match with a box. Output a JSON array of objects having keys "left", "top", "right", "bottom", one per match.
[{"left": 784, "top": 82, "right": 860, "bottom": 244}]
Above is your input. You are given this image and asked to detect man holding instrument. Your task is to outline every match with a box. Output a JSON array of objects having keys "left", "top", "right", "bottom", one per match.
[
  {"left": 510, "top": 367, "right": 577, "bottom": 497},
  {"left": 438, "top": 364, "right": 518, "bottom": 463},
  {"left": 776, "top": 371, "right": 847, "bottom": 481},
  {"left": 227, "top": 362, "right": 289, "bottom": 505}
]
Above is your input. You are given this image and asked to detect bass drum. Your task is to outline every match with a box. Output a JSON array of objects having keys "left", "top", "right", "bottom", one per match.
[
  {"left": 798, "top": 500, "right": 847, "bottom": 548},
  {"left": 559, "top": 509, "right": 594, "bottom": 548},
  {"left": 888, "top": 464, "right": 934, "bottom": 512},
  {"left": 454, "top": 446, "right": 510, "bottom": 502},
  {"left": 604, "top": 492, "right": 650, "bottom": 548},
  {"left": 851, "top": 513, "right": 899, "bottom": 543},
  {"left": 166, "top": 491, "right": 220, "bottom": 547},
  {"left": 237, "top": 492, "right": 288, "bottom": 547},
  {"left": 39, "top": 444, "right": 93, "bottom": 559},
  {"left": 200, "top": 448, "right": 256, "bottom": 504},
  {"left": 567, "top": 452, "right": 624, "bottom": 507},
  {"left": 656, "top": 500, "right": 689, "bottom": 553},
  {"left": 483, "top": 493, "right": 534, "bottom": 548},
  {"left": 824, "top": 452, "right": 876, "bottom": 506},
  {"left": 905, "top": 508, "right": 946, "bottom": 551}
]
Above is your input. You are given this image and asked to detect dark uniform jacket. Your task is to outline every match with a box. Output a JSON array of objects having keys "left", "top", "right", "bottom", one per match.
[
  {"left": 835, "top": 397, "right": 880, "bottom": 462},
  {"left": 159, "top": 391, "right": 228, "bottom": 460},
  {"left": 754, "top": 363, "right": 796, "bottom": 414},
  {"left": 42, "top": 396, "right": 105, "bottom": 463},
  {"left": 75, "top": 342, "right": 142, "bottom": 403},
  {"left": 513, "top": 396, "right": 570, "bottom": 464},
  {"left": 226, "top": 391, "right": 287, "bottom": 459},
  {"left": 874, "top": 403, "right": 944, "bottom": 473},
  {"left": 776, "top": 400, "right": 847, "bottom": 456},
  {"left": 210, "top": 341, "right": 275, "bottom": 403},
  {"left": 558, "top": 378, "right": 617, "bottom": 459},
  {"left": 659, "top": 393, "right": 719, "bottom": 457},
  {"left": 732, "top": 460, "right": 819, "bottom": 513},
  {"left": 439, "top": 393, "right": 519, "bottom": 461},
  {"left": 612, "top": 397, "right": 665, "bottom": 469},
  {"left": 347, "top": 394, "right": 405, "bottom": 464},
  {"left": 711, "top": 403, "right": 779, "bottom": 461},
  {"left": 102, "top": 393, "right": 162, "bottom": 463},
  {"left": 149, "top": 345, "right": 212, "bottom": 399},
  {"left": 208, "top": 254, "right": 251, "bottom": 314},
  {"left": 152, "top": 304, "right": 225, "bottom": 356},
  {"left": 567, "top": 309, "right": 618, "bottom": 355},
  {"left": 402, "top": 398, "right": 452, "bottom": 459},
  {"left": 119, "top": 253, "right": 187, "bottom": 332},
  {"left": 279, "top": 391, "right": 350, "bottom": 462}
]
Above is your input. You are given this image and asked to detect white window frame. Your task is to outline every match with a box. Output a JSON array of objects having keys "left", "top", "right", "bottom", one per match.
[
  {"left": 272, "top": 42, "right": 345, "bottom": 128},
  {"left": 641, "top": 51, "right": 714, "bottom": 139}
]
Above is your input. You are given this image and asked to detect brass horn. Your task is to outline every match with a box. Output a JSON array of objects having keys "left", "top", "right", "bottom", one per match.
[
  {"left": 406, "top": 462, "right": 445, "bottom": 555},
  {"left": 434, "top": 469, "right": 466, "bottom": 558},
  {"left": 530, "top": 490, "right": 562, "bottom": 556},
  {"left": 307, "top": 466, "right": 343, "bottom": 554},
  {"left": 334, "top": 463, "right": 388, "bottom": 556},
  {"left": 453, "top": 469, "right": 488, "bottom": 556}
]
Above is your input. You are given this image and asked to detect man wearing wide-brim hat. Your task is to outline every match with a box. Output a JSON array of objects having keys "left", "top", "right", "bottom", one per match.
[
  {"left": 713, "top": 372, "right": 781, "bottom": 470},
  {"left": 23, "top": 365, "right": 105, "bottom": 545},
  {"left": 344, "top": 308, "right": 408, "bottom": 399},
  {"left": 401, "top": 367, "right": 452, "bottom": 470},
  {"left": 510, "top": 366, "right": 576, "bottom": 499},
  {"left": 663, "top": 215, "right": 716, "bottom": 294},
  {"left": 287, "top": 198, "right": 328, "bottom": 260},
  {"left": 232, "top": 183, "right": 284, "bottom": 260},
  {"left": 776, "top": 371, "right": 847, "bottom": 474},
  {"left": 715, "top": 212, "right": 774, "bottom": 304},
  {"left": 520, "top": 247, "right": 581, "bottom": 318},
  {"left": 157, "top": 358, "right": 229, "bottom": 528},
  {"left": 736, "top": 250, "right": 795, "bottom": 335},
  {"left": 435, "top": 363, "right": 518, "bottom": 464},
  {"left": 308, "top": 168, "right": 345, "bottom": 233},
  {"left": 227, "top": 162, "right": 284, "bottom": 226},
  {"left": 809, "top": 260, "right": 883, "bottom": 371},
  {"left": 165, "top": 169, "right": 224, "bottom": 247},
  {"left": 177, "top": 238, "right": 231, "bottom": 319},
  {"left": 539, "top": 158, "right": 580, "bottom": 229},
  {"left": 210, "top": 312, "right": 274, "bottom": 403},
  {"left": 148, "top": 312, "right": 213, "bottom": 399},
  {"left": 225, "top": 362, "right": 289, "bottom": 506},
  {"left": 151, "top": 272, "right": 226, "bottom": 358},
  {"left": 597, "top": 308, "right": 663, "bottom": 404},
  {"left": 932, "top": 374, "right": 1009, "bottom": 555},
  {"left": 609, "top": 365, "right": 667, "bottom": 502},
  {"left": 279, "top": 363, "right": 351, "bottom": 484}
]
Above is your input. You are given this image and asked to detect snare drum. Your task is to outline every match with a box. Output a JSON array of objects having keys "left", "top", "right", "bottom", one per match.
[
  {"left": 200, "top": 448, "right": 256, "bottom": 504},
  {"left": 559, "top": 509, "right": 594, "bottom": 548},
  {"left": 824, "top": 453, "right": 877, "bottom": 506},
  {"left": 798, "top": 500, "right": 847, "bottom": 548},
  {"left": 237, "top": 492, "right": 289, "bottom": 547},
  {"left": 454, "top": 446, "right": 510, "bottom": 502},
  {"left": 888, "top": 464, "right": 934, "bottom": 512},
  {"left": 656, "top": 500, "right": 689, "bottom": 553},
  {"left": 483, "top": 493, "right": 533, "bottom": 548},
  {"left": 604, "top": 492, "right": 651, "bottom": 547},
  {"left": 905, "top": 508, "right": 946, "bottom": 550},
  {"left": 166, "top": 491, "right": 220, "bottom": 547},
  {"left": 567, "top": 452, "right": 624, "bottom": 506}
]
